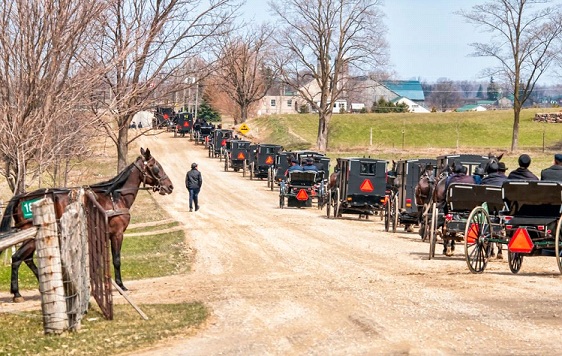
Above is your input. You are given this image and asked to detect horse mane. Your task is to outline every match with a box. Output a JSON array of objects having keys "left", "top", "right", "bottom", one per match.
[{"left": 89, "top": 157, "right": 140, "bottom": 195}]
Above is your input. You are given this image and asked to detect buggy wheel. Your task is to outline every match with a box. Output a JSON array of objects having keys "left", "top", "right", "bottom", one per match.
[
  {"left": 464, "top": 206, "right": 491, "bottom": 274},
  {"left": 508, "top": 251, "right": 523, "bottom": 274},
  {"left": 428, "top": 203, "right": 438, "bottom": 260},
  {"left": 279, "top": 194, "right": 284, "bottom": 209},
  {"left": 224, "top": 155, "right": 229, "bottom": 172},
  {"left": 391, "top": 194, "right": 398, "bottom": 233},
  {"left": 250, "top": 162, "right": 254, "bottom": 180},
  {"left": 384, "top": 196, "right": 390, "bottom": 232},
  {"left": 333, "top": 188, "right": 340, "bottom": 219},
  {"left": 174, "top": 130, "right": 177, "bottom": 137},
  {"left": 267, "top": 168, "right": 271, "bottom": 188},
  {"left": 242, "top": 161, "right": 247, "bottom": 177},
  {"left": 208, "top": 146, "right": 212, "bottom": 158},
  {"left": 555, "top": 217, "right": 562, "bottom": 273}
]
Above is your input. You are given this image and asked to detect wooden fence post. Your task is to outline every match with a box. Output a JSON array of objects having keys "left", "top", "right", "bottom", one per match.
[{"left": 33, "top": 198, "right": 68, "bottom": 334}]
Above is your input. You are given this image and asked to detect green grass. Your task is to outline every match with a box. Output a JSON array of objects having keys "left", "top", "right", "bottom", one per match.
[
  {"left": 0, "top": 303, "right": 208, "bottom": 356},
  {"left": 250, "top": 108, "right": 562, "bottom": 177},
  {"left": 252, "top": 108, "right": 562, "bottom": 151}
]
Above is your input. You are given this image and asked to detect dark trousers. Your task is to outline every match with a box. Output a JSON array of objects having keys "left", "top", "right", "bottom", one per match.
[{"left": 188, "top": 188, "right": 200, "bottom": 209}]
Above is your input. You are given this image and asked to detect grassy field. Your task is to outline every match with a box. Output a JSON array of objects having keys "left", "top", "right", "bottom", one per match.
[{"left": 249, "top": 108, "right": 562, "bottom": 176}]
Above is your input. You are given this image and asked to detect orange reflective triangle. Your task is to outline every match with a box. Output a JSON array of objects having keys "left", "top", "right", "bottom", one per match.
[
  {"left": 508, "top": 228, "right": 534, "bottom": 253},
  {"left": 296, "top": 189, "right": 309, "bottom": 201},
  {"left": 221, "top": 139, "right": 226, "bottom": 146},
  {"left": 183, "top": 121, "right": 189, "bottom": 127},
  {"left": 265, "top": 156, "right": 274, "bottom": 165},
  {"left": 360, "top": 179, "right": 374, "bottom": 192},
  {"left": 466, "top": 223, "right": 479, "bottom": 244},
  {"left": 237, "top": 152, "right": 245, "bottom": 160}
]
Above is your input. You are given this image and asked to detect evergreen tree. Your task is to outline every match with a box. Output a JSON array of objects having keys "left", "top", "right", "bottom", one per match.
[
  {"left": 487, "top": 77, "right": 500, "bottom": 101},
  {"left": 197, "top": 100, "right": 221, "bottom": 122},
  {"left": 476, "top": 84, "right": 484, "bottom": 99}
]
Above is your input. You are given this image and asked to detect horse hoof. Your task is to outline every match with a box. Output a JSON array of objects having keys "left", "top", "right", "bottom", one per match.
[
  {"left": 13, "top": 296, "right": 25, "bottom": 303},
  {"left": 497, "top": 254, "right": 503, "bottom": 260},
  {"left": 445, "top": 247, "right": 453, "bottom": 256}
]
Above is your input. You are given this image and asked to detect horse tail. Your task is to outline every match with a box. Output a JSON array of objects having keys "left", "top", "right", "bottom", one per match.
[{"left": 0, "top": 195, "right": 19, "bottom": 234}]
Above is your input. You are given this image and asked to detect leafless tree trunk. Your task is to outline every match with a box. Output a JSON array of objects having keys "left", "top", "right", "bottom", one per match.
[
  {"left": 0, "top": 0, "right": 107, "bottom": 194},
  {"left": 458, "top": 0, "right": 562, "bottom": 151},
  {"left": 210, "top": 25, "right": 275, "bottom": 124},
  {"left": 93, "top": 0, "right": 239, "bottom": 172},
  {"left": 270, "top": 0, "right": 388, "bottom": 152}
]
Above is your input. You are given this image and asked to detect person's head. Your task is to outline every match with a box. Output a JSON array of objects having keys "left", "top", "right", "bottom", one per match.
[
  {"left": 306, "top": 158, "right": 314, "bottom": 165},
  {"left": 453, "top": 160, "right": 464, "bottom": 174},
  {"left": 191, "top": 162, "right": 198, "bottom": 169},
  {"left": 518, "top": 154, "right": 531, "bottom": 168},
  {"left": 555, "top": 153, "right": 562, "bottom": 165},
  {"left": 474, "top": 167, "right": 485, "bottom": 177},
  {"left": 291, "top": 159, "right": 298, "bottom": 165},
  {"left": 487, "top": 161, "right": 499, "bottom": 174},
  {"left": 498, "top": 162, "right": 507, "bottom": 173}
]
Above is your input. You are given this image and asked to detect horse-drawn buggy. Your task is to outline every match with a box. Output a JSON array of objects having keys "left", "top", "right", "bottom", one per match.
[
  {"left": 279, "top": 170, "right": 318, "bottom": 209},
  {"left": 193, "top": 121, "right": 214, "bottom": 145},
  {"left": 326, "top": 157, "right": 387, "bottom": 219},
  {"left": 464, "top": 181, "right": 562, "bottom": 274},
  {"left": 208, "top": 129, "right": 233, "bottom": 159},
  {"left": 417, "top": 154, "right": 497, "bottom": 242},
  {"left": 173, "top": 111, "right": 193, "bottom": 138},
  {"left": 269, "top": 151, "right": 291, "bottom": 190},
  {"left": 224, "top": 139, "right": 251, "bottom": 172},
  {"left": 154, "top": 106, "right": 176, "bottom": 130},
  {"left": 426, "top": 182, "right": 505, "bottom": 261},
  {"left": 385, "top": 158, "right": 436, "bottom": 233},
  {"left": 245, "top": 143, "right": 283, "bottom": 180}
]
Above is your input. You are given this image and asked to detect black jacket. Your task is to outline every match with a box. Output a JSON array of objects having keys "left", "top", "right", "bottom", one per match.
[
  {"left": 507, "top": 168, "right": 538, "bottom": 181},
  {"left": 481, "top": 173, "right": 508, "bottom": 186},
  {"left": 540, "top": 165, "right": 562, "bottom": 182},
  {"left": 186, "top": 168, "right": 203, "bottom": 189}
]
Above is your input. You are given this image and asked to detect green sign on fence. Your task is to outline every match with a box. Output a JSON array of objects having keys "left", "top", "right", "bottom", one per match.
[{"left": 22, "top": 198, "right": 40, "bottom": 219}]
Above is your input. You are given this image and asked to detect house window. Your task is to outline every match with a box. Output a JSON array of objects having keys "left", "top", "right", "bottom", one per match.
[
  {"left": 287, "top": 100, "right": 292, "bottom": 107},
  {"left": 338, "top": 103, "right": 345, "bottom": 109},
  {"left": 270, "top": 99, "right": 276, "bottom": 107}
]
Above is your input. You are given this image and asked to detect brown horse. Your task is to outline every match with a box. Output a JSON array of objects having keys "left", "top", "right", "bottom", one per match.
[{"left": 0, "top": 147, "right": 173, "bottom": 302}]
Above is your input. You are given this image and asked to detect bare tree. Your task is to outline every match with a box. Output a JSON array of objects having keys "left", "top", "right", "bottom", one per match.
[
  {"left": 93, "top": 0, "right": 240, "bottom": 172},
  {"left": 209, "top": 25, "right": 275, "bottom": 124},
  {"left": 426, "top": 79, "right": 462, "bottom": 112},
  {"left": 269, "top": 0, "right": 388, "bottom": 152},
  {"left": 0, "top": 0, "right": 107, "bottom": 194},
  {"left": 458, "top": 0, "right": 562, "bottom": 151}
]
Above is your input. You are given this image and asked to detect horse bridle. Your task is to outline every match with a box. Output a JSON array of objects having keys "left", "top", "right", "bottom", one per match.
[{"left": 134, "top": 157, "right": 169, "bottom": 192}]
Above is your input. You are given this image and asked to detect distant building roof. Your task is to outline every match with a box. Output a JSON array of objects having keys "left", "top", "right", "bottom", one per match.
[
  {"left": 457, "top": 104, "right": 487, "bottom": 112},
  {"left": 476, "top": 100, "right": 495, "bottom": 105},
  {"left": 381, "top": 80, "right": 425, "bottom": 101}
]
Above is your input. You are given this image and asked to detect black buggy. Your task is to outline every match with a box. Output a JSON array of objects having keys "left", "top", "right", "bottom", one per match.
[
  {"left": 270, "top": 151, "right": 291, "bottom": 191},
  {"left": 208, "top": 129, "right": 233, "bottom": 159},
  {"left": 173, "top": 112, "right": 193, "bottom": 137},
  {"left": 154, "top": 106, "right": 176, "bottom": 130},
  {"left": 279, "top": 170, "right": 318, "bottom": 209},
  {"left": 427, "top": 183, "right": 505, "bottom": 261},
  {"left": 326, "top": 157, "right": 387, "bottom": 219},
  {"left": 246, "top": 144, "right": 283, "bottom": 180},
  {"left": 224, "top": 140, "right": 251, "bottom": 172},
  {"left": 386, "top": 158, "right": 437, "bottom": 233},
  {"left": 420, "top": 154, "right": 495, "bottom": 242},
  {"left": 464, "top": 181, "right": 562, "bottom": 274},
  {"left": 193, "top": 122, "right": 214, "bottom": 145}
]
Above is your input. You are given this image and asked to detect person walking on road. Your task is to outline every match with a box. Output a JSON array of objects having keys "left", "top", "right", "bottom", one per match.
[{"left": 186, "top": 162, "right": 203, "bottom": 212}]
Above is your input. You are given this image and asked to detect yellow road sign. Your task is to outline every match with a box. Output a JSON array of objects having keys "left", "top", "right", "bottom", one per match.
[{"left": 239, "top": 123, "right": 250, "bottom": 134}]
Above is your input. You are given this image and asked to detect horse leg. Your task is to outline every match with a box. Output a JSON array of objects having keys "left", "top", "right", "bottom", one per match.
[
  {"left": 496, "top": 243, "right": 503, "bottom": 259},
  {"left": 111, "top": 234, "right": 127, "bottom": 291},
  {"left": 10, "top": 242, "right": 38, "bottom": 302}
]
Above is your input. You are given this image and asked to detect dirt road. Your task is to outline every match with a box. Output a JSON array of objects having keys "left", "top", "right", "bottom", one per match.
[
  {"left": 126, "top": 132, "right": 562, "bottom": 355},
  {"left": 4, "top": 130, "right": 562, "bottom": 355}
]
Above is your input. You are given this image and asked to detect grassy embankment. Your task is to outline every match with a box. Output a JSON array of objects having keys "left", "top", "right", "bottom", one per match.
[
  {"left": 0, "top": 141, "right": 206, "bottom": 355},
  {"left": 249, "top": 108, "right": 562, "bottom": 176}
]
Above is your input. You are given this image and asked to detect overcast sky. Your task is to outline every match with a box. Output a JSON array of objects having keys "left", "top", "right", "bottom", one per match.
[{"left": 240, "top": 0, "right": 559, "bottom": 85}]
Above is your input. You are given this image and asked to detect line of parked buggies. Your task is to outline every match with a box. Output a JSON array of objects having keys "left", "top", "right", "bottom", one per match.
[{"left": 179, "top": 123, "right": 562, "bottom": 277}]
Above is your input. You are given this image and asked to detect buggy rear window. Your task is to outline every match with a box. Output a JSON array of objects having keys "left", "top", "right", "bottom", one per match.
[{"left": 360, "top": 162, "right": 377, "bottom": 175}]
